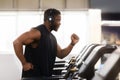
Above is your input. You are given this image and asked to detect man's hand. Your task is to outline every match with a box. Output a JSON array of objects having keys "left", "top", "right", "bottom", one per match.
[
  {"left": 23, "top": 62, "right": 34, "bottom": 71},
  {"left": 71, "top": 33, "right": 79, "bottom": 46}
]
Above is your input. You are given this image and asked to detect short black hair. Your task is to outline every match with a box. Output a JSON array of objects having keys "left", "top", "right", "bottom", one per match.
[{"left": 44, "top": 8, "right": 61, "bottom": 21}]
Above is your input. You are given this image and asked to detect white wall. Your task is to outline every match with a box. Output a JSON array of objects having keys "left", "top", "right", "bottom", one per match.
[
  {"left": 0, "top": 54, "right": 22, "bottom": 80},
  {"left": 87, "top": 9, "right": 102, "bottom": 44}
]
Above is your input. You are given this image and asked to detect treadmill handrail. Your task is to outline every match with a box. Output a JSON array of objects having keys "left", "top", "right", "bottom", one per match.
[
  {"left": 78, "top": 44, "right": 117, "bottom": 78},
  {"left": 92, "top": 48, "right": 120, "bottom": 80}
]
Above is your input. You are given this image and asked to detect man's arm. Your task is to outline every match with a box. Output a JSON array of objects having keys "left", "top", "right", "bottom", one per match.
[
  {"left": 13, "top": 29, "right": 41, "bottom": 71},
  {"left": 57, "top": 33, "right": 79, "bottom": 59}
]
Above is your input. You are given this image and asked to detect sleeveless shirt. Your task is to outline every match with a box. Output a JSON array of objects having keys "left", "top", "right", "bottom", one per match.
[{"left": 22, "top": 24, "right": 57, "bottom": 77}]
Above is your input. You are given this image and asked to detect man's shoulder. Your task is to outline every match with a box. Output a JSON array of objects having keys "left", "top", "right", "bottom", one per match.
[{"left": 34, "top": 24, "right": 45, "bottom": 29}]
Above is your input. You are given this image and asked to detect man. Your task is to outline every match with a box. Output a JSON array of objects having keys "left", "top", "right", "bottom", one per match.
[{"left": 13, "top": 8, "right": 79, "bottom": 78}]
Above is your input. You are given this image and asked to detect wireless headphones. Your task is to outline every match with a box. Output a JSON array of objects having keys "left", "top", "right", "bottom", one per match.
[
  {"left": 48, "top": 9, "right": 55, "bottom": 30},
  {"left": 48, "top": 9, "right": 54, "bottom": 23}
]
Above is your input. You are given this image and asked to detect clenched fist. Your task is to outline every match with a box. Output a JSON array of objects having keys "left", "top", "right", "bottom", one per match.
[
  {"left": 23, "top": 62, "right": 34, "bottom": 71},
  {"left": 71, "top": 33, "right": 79, "bottom": 46}
]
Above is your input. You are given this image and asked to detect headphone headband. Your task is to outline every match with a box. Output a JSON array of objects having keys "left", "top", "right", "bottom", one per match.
[
  {"left": 48, "top": 9, "right": 55, "bottom": 31},
  {"left": 48, "top": 9, "right": 54, "bottom": 22}
]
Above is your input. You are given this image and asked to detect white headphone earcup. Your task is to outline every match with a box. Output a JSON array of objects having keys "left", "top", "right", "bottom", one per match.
[{"left": 48, "top": 17, "right": 52, "bottom": 21}]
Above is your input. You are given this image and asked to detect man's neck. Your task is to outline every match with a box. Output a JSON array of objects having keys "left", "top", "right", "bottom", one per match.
[{"left": 44, "top": 22, "right": 51, "bottom": 32}]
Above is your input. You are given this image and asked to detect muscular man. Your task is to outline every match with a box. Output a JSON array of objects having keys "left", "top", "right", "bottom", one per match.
[{"left": 13, "top": 8, "right": 79, "bottom": 77}]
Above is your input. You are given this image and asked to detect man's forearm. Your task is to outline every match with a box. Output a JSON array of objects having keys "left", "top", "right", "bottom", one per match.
[
  {"left": 13, "top": 41, "right": 27, "bottom": 65},
  {"left": 61, "top": 43, "right": 74, "bottom": 58}
]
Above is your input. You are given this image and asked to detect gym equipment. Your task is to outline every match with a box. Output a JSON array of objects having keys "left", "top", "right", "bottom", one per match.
[
  {"left": 92, "top": 48, "right": 120, "bottom": 80},
  {"left": 78, "top": 44, "right": 117, "bottom": 80},
  {"left": 53, "top": 44, "right": 99, "bottom": 75}
]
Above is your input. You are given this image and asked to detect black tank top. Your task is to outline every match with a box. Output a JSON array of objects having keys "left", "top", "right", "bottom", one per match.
[{"left": 23, "top": 24, "right": 57, "bottom": 77}]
